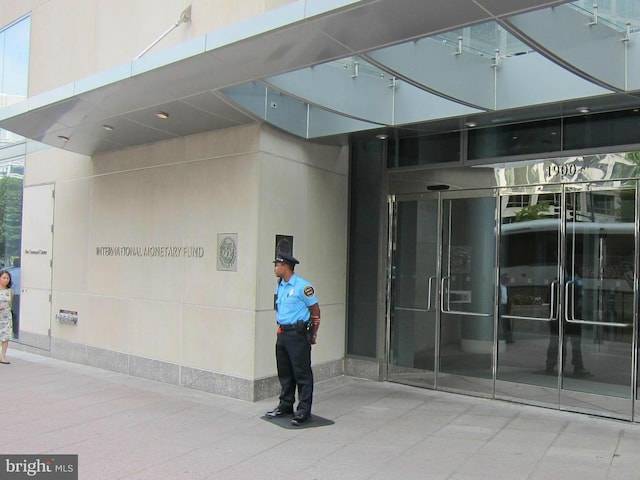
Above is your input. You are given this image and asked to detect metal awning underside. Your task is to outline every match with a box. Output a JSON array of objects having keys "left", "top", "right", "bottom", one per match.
[{"left": 1, "top": 0, "right": 640, "bottom": 155}]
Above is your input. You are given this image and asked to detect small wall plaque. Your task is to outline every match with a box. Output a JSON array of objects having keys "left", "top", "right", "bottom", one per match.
[
  {"left": 275, "top": 234, "right": 293, "bottom": 257},
  {"left": 217, "top": 233, "right": 238, "bottom": 271},
  {"left": 56, "top": 309, "right": 78, "bottom": 325}
]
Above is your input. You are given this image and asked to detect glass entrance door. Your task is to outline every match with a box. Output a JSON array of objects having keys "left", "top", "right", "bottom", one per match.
[
  {"left": 438, "top": 192, "right": 497, "bottom": 395},
  {"left": 496, "top": 186, "right": 562, "bottom": 407},
  {"left": 387, "top": 194, "right": 439, "bottom": 388},
  {"left": 387, "top": 189, "right": 498, "bottom": 397},
  {"left": 388, "top": 179, "right": 638, "bottom": 420},
  {"left": 497, "top": 182, "right": 637, "bottom": 420}
]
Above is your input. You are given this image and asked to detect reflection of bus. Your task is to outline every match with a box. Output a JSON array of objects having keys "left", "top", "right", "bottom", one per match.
[
  {"left": 500, "top": 219, "right": 634, "bottom": 324},
  {"left": 502, "top": 190, "right": 633, "bottom": 224}
]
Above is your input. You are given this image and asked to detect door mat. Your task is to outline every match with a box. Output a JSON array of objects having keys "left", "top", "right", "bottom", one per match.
[{"left": 260, "top": 414, "right": 335, "bottom": 429}]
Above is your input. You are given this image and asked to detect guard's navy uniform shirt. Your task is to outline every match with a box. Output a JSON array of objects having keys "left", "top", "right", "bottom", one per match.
[{"left": 275, "top": 273, "right": 318, "bottom": 325}]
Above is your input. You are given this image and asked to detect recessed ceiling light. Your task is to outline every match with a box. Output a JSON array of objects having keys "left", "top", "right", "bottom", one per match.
[
  {"left": 376, "top": 134, "right": 388, "bottom": 140},
  {"left": 155, "top": 111, "right": 169, "bottom": 119},
  {"left": 58, "top": 135, "right": 69, "bottom": 142},
  {"left": 577, "top": 107, "right": 590, "bottom": 114},
  {"left": 102, "top": 124, "right": 114, "bottom": 131},
  {"left": 465, "top": 122, "right": 477, "bottom": 128}
]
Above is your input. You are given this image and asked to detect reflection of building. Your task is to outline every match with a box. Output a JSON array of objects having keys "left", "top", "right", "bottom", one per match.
[
  {"left": 0, "top": 78, "right": 27, "bottom": 148},
  {"left": 499, "top": 154, "right": 640, "bottom": 224},
  {"left": 3, "top": 1, "right": 640, "bottom": 421},
  {"left": 0, "top": 159, "right": 24, "bottom": 179}
]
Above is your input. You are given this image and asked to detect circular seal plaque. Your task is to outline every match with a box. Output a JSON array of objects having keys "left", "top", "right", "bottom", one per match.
[{"left": 218, "top": 235, "right": 237, "bottom": 270}]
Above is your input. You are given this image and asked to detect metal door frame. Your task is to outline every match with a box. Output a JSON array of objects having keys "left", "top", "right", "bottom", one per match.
[
  {"left": 386, "top": 178, "right": 640, "bottom": 421},
  {"left": 559, "top": 181, "right": 638, "bottom": 420},
  {"left": 495, "top": 180, "right": 639, "bottom": 420},
  {"left": 385, "top": 191, "right": 442, "bottom": 389},
  {"left": 385, "top": 187, "right": 499, "bottom": 396}
]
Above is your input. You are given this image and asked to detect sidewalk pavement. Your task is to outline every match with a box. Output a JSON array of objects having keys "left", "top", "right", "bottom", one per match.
[{"left": 2, "top": 349, "right": 640, "bottom": 479}]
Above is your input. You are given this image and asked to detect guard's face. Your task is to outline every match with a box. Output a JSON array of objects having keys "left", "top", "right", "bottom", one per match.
[{"left": 274, "top": 262, "right": 286, "bottom": 276}]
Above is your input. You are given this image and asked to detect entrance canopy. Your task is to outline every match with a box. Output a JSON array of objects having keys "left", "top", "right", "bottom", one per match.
[{"left": 1, "top": 0, "right": 640, "bottom": 155}]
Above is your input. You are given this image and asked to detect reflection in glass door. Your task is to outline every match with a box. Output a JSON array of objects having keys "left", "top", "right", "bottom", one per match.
[
  {"left": 388, "top": 177, "right": 638, "bottom": 420},
  {"left": 561, "top": 185, "right": 635, "bottom": 418},
  {"left": 387, "top": 195, "right": 439, "bottom": 388},
  {"left": 387, "top": 190, "right": 498, "bottom": 397},
  {"left": 496, "top": 182, "right": 637, "bottom": 420},
  {"left": 496, "top": 186, "right": 562, "bottom": 408},
  {"left": 438, "top": 193, "right": 496, "bottom": 396}
]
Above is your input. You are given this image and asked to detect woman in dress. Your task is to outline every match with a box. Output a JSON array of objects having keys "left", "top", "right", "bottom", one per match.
[{"left": 0, "top": 269, "right": 13, "bottom": 364}]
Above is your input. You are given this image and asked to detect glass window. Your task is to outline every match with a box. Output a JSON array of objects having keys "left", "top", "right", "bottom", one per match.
[
  {"left": 0, "top": 156, "right": 23, "bottom": 266},
  {"left": 347, "top": 139, "right": 384, "bottom": 358},
  {"left": 563, "top": 109, "right": 640, "bottom": 151},
  {"left": 0, "top": 16, "right": 30, "bottom": 148},
  {"left": 468, "top": 119, "right": 561, "bottom": 160},
  {"left": 590, "top": 193, "right": 615, "bottom": 216},
  {"left": 389, "top": 132, "right": 461, "bottom": 168},
  {"left": 506, "top": 194, "right": 530, "bottom": 208}
]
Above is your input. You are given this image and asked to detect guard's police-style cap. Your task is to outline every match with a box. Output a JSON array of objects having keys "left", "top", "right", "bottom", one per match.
[{"left": 273, "top": 252, "right": 299, "bottom": 265}]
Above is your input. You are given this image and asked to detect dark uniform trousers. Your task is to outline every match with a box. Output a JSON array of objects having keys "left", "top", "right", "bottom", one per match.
[
  {"left": 546, "top": 319, "right": 585, "bottom": 370},
  {"left": 275, "top": 328, "right": 313, "bottom": 415}
]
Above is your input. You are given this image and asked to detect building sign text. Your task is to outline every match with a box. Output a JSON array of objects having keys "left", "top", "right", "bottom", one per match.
[{"left": 96, "top": 246, "right": 205, "bottom": 258}]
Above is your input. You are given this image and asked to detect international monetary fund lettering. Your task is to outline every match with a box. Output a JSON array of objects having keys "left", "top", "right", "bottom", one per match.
[{"left": 96, "top": 246, "right": 205, "bottom": 258}]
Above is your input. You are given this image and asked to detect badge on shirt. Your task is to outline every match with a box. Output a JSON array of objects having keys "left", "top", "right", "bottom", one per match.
[
  {"left": 288, "top": 288, "right": 294, "bottom": 297},
  {"left": 304, "top": 286, "right": 315, "bottom": 297}
]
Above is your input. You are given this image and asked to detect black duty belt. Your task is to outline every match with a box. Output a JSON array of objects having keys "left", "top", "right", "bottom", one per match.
[
  {"left": 278, "top": 324, "right": 298, "bottom": 331},
  {"left": 278, "top": 322, "right": 308, "bottom": 332}
]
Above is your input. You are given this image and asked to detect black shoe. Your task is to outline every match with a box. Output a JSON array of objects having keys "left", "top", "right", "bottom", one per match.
[
  {"left": 573, "top": 367, "right": 590, "bottom": 377},
  {"left": 266, "top": 406, "right": 293, "bottom": 418},
  {"left": 291, "top": 413, "right": 311, "bottom": 426}
]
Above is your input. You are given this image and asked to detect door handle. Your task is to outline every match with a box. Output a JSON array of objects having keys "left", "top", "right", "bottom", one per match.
[
  {"left": 393, "top": 276, "right": 438, "bottom": 314},
  {"left": 564, "top": 280, "right": 632, "bottom": 327},
  {"left": 427, "top": 276, "right": 437, "bottom": 312}
]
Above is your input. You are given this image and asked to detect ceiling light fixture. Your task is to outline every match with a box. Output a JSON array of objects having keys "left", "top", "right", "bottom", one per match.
[
  {"left": 376, "top": 134, "right": 388, "bottom": 140},
  {"left": 577, "top": 107, "right": 590, "bottom": 114},
  {"left": 156, "top": 111, "right": 169, "bottom": 119},
  {"left": 58, "top": 135, "right": 70, "bottom": 142},
  {"left": 465, "top": 122, "right": 477, "bottom": 128},
  {"left": 102, "top": 124, "right": 114, "bottom": 131}
]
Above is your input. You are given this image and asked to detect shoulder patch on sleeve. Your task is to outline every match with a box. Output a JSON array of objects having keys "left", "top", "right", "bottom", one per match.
[{"left": 304, "top": 286, "right": 315, "bottom": 297}]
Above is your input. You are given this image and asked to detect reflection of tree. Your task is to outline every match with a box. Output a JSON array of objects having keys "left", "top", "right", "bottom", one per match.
[
  {"left": 0, "top": 177, "right": 23, "bottom": 263},
  {"left": 625, "top": 151, "right": 640, "bottom": 178},
  {"left": 513, "top": 200, "right": 550, "bottom": 222},
  {"left": 615, "top": 151, "right": 640, "bottom": 222}
]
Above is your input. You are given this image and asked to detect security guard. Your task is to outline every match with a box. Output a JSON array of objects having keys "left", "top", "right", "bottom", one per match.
[{"left": 266, "top": 252, "right": 320, "bottom": 426}]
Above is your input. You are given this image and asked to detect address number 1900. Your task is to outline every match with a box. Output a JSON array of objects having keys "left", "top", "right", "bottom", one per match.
[{"left": 545, "top": 164, "right": 582, "bottom": 179}]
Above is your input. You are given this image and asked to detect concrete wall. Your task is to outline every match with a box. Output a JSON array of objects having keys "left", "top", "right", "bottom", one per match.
[
  {"left": 1, "top": 0, "right": 296, "bottom": 96},
  {"left": 19, "top": 122, "right": 348, "bottom": 399},
  {"left": 254, "top": 127, "right": 349, "bottom": 381},
  {"left": 5, "top": 1, "right": 348, "bottom": 400}
]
